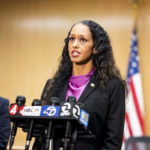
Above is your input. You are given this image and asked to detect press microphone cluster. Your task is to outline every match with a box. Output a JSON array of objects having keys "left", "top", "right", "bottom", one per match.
[{"left": 9, "top": 96, "right": 90, "bottom": 150}]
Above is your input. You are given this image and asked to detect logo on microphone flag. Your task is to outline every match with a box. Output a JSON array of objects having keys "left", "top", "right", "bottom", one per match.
[
  {"left": 73, "top": 104, "right": 80, "bottom": 119},
  {"left": 41, "top": 106, "right": 60, "bottom": 117},
  {"left": 79, "top": 109, "right": 89, "bottom": 127},
  {"left": 60, "top": 102, "right": 72, "bottom": 116},
  {"left": 22, "top": 106, "right": 41, "bottom": 116},
  {"left": 19, "top": 106, "right": 24, "bottom": 116},
  {"left": 9, "top": 104, "right": 19, "bottom": 115}
]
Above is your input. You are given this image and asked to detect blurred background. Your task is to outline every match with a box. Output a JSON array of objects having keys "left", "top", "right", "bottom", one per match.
[{"left": 0, "top": 0, "right": 150, "bottom": 149}]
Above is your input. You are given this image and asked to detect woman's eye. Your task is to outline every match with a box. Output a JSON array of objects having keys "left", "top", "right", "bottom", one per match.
[
  {"left": 69, "top": 37, "right": 74, "bottom": 41},
  {"left": 80, "top": 38, "right": 87, "bottom": 42}
]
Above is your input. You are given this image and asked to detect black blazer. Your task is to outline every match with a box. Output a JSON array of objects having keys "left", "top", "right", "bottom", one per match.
[
  {"left": 33, "top": 77, "right": 125, "bottom": 150},
  {"left": 0, "top": 97, "right": 11, "bottom": 150}
]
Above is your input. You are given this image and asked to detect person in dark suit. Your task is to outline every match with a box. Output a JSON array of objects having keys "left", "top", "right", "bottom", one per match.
[
  {"left": 0, "top": 97, "right": 11, "bottom": 150},
  {"left": 33, "top": 20, "right": 125, "bottom": 150}
]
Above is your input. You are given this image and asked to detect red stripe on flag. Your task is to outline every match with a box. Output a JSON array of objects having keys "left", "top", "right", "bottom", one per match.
[
  {"left": 130, "top": 78, "right": 145, "bottom": 134},
  {"left": 123, "top": 134, "right": 125, "bottom": 142},
  {"left": 125, "top": 112, "right": 133, "bottom": 136}
]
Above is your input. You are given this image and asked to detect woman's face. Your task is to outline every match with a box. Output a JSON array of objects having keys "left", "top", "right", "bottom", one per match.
[{"left": 68, "top": 23, "right": 95, "bottom": 65}]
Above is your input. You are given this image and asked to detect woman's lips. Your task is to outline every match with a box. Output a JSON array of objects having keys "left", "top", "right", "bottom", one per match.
[{"left": 71, "top": 50, "right": 80, "bottom": 57}]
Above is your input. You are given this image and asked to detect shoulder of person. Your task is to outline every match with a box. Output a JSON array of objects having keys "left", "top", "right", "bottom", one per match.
[
  {"left": 45, "top": 79, "right": 52, "bottom": 85},
  {"left": 0, "top": 97, "right": 9, "bottom": 111},
  {"left": 104, "top": 78, "right": 126, "bottom": 105},
  {"left": 45, "top": 79, "right": 51, "bottom": 84},
  {"left": 41, "top": 79, "right": 52, "bottom": 100},
  {"left": 0, "top": 97, "right": 9, "bottom": 105},
  {"left": 104, "top": 78, "right": 125, "bottom": 93},
  {"left": 42, "top": 79, "right": 51, "bottom": 89},
  {"left": 105, "top": 77, "right": 124, "bottom": 86}
]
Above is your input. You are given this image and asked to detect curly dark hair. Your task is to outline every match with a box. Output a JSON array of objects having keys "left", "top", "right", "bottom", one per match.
[{"left": 42, "top": 20, "right": 124, "bottom": 102}]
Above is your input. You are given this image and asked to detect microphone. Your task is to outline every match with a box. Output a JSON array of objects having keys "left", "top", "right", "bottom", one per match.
[
  {"left": 9, "top": 95, "right": 26, "bottom": 150},
  {"left": 25, "top": 99, "right": 41, "bottom": 150},
  {"left": 60, "top": 96, "right": 88, "bottom": 150},
  {"left": 63, "top": 96, "right": 76, "bottom": 150},
  {"left": 45, "top": 97, "right": 60, "bottom": 150}
]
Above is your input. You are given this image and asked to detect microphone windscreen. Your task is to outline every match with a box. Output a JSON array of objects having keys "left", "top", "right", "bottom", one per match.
[
  {"left": 67, "top": 96, "right": 76, "bottom": 103},
  {"left": 32, "top": 99, "right": 41, "bottom": 106},
  {"left": 49, "top": 97, "right": 60, "bottom": 106},
  {"left": 16, "top": 95, "right": 26, "bottom": 105}
]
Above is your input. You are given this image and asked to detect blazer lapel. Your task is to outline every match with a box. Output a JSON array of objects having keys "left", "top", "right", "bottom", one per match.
[
  {"left": 59, "top": 78, "right": 98, "bottom": 103},
  {"left": 78, "top": 78, "right": 98, "bottom": 103}
]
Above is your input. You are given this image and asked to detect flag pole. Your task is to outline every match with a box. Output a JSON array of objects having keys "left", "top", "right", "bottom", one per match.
[{"left": 130, "top": 0, "right": 141, "bottom": 30}]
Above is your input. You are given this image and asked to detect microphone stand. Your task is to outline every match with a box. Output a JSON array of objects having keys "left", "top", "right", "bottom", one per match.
[
  {"left": 9, "top": 96, "right": 26, "bottom": 150},
  {"left": 45, "top": 97, "right": 60, "bottom": 150},
  {"left": 25, "top": 120, "right": 34, "bottom": 150},
  {"left": 63, "top": 121, "right": 71, "bottom": 150},
  {"left": 45, "top": 121, "right": 53, "bottom": 150},
  {"left": 70, "top": 128, "right": 77, "bottom": 150},
  {"left": 9, "top": 120, "right": 17, "bottom": 150},
  {"left": 25, "top": 99, "right": 41, "bottom": 150},
  {"left": 63, "top": 96, "right": 77, "bottom": 150}
]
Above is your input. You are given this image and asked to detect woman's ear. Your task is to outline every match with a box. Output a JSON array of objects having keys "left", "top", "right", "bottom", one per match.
[{"left": 93, "top": 47, "right": 97, "bottom": 54}]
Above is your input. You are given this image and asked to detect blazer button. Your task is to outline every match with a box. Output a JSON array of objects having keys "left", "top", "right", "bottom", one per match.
[{"left": 90, "top": 83, "right": 95, "bottom": 87}]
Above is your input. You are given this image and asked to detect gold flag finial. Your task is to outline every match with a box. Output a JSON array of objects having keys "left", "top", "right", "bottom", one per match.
[
  {"left": 130, "top": 0, "right": 141, "bottom": 29},
  {"left": 130, "top": 0, "right": 140, "bottom": 3}
]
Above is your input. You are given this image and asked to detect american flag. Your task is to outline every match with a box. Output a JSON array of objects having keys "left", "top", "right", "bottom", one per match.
[{"left": 123, "top": 29, "right": 145, "bottom": 142}]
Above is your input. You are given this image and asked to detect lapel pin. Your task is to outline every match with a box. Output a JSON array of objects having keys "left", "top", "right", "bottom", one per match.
[{"left": 90, "top": 83, "right": 95, "bottom": 87}]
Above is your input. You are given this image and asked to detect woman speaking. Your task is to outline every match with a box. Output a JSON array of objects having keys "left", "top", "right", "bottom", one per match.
[{"left": 33, "top": 20, "right": 125, "bottom": 150}]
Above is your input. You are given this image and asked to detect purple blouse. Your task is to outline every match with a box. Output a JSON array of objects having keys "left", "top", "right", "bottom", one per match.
[{"left": 66, "top": 68, "right": 95, "bottom": 101}]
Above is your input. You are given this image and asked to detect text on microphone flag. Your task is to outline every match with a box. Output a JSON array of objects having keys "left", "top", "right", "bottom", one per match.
[{"left": 22, "top": 106, "right": 41, "bottom": 116}]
